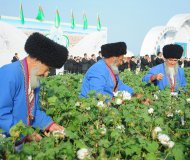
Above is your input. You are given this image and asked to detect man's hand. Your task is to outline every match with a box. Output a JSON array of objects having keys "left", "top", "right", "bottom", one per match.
[
  {"left": 48, "top": 123, "right": 64, "bottom": 132},
  {"left": 26, "top": 132, "right": 42, "bottom": 142},
  {"left": 155, "top": 73, "right": 164, "bottom": 80},
  {"left": 151, "top": 73, "right": 164, "bottom": 82}
]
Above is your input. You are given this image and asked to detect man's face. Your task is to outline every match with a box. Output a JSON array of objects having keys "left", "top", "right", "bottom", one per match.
[
  {"left": 114, "top": 55, "right": 124, "bottom": 66},
  {"left": 35, "top": 62, "right": 50, "bottom": 77},
  {"left": 166, "top": 58, "right": 178, "bottom": 67}
]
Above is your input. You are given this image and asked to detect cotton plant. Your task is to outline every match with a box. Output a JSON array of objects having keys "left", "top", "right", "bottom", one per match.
[
  {"left": 152, "top": 127, "right": 175, "bottom": 148},
  {"left": 77, "top": 148, "right": 90, "bottom": 160},
  {"left": 113, "top": 91, "right": 132, "bottom": 105},
  {"left": 97, "top": 100, "right": 107, "bottom": 108},
  {"left": 170, "top": 92, "right": 178, "bottom": 97},
  {"left": 186, "top": 98, "right": 190, "bottom": 103},
  {"left": 52, "top": 130, "right": 66, "bottom": 139},
  {"left": 166, "top": 112, "right": 174, "bottom": 117},
  {"left": 148, "top": 108, "right": 154, "bottom": 114},
  {"left": 27, "top": 156, "right": 32, "bottom": 160},
  {"left": 100, "top": 125, "right": 107, "bottom": 135},
  {"left": 116, "top": 124, "right": 125, "bottom": 133},
  {"left": 152, "top": 127, "right": 162, "bottom": 140}
]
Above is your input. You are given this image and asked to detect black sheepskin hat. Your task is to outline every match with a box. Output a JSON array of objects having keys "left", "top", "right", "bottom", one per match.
[
  {"left": 101, "top": 42, "right": 127, "bottom": 58},
  {"left": 25, "top": 32, "right": 69, "bottom": 68},
  {"left": 163, "top": 44, "right": 183, "bottom": 59}
]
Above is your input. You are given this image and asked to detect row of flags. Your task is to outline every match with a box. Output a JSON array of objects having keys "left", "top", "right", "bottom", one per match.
[{"left": 20, "top": 4, "right": 102, "bottom": 31}]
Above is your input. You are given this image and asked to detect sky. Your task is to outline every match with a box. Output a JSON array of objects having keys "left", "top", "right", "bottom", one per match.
[{"left": 0, "top": 0, "right": 190, "bottom": 55}]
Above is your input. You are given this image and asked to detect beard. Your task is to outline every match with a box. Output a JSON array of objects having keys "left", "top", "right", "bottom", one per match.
[
  {"left": 110, "top": 61, "right": 119, "bottom": 75},
  {"left": 164, "top": 62, "right": 178, "bottom": 84},
  {"left": 30, "top": 67, "right": 40, "bottom": 89}
]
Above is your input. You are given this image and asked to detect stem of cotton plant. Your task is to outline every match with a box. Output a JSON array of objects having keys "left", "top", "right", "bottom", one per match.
[{"left": 163, "top": 151, "right": 170, "bottom": 160}]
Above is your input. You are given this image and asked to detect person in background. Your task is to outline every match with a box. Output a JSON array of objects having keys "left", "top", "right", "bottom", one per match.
[
  {"left": 155, "top": 52, "right": 164, "bottom": 65},
  {"left": 89, "top": 54, "right": 96, "bottom": 67},
  {"left": 130, "top": 56, "right": 137, "bottom": 72},
  {"left": 118, "top": 56, "right": 128, "bottom": 72},
  {"left": 97, "top": 51, "right": 102, "bottom": 61},
  {"left": 142, "top": 44, "right": 186, "bottom": 91},
  {"left": 141, "top": 54, "right": 150, "bottom": 71},
  {"left": 11, "top": 53, "right": 19, "bottom": 63},
  {"left": 80, "top": 42, "right": 134, "bottom": 99},
  {"left": 82, "top": 53, "right": 89, "bottom": 74},
  {"left": 0, "top": 32, "right": 68, "bottom": 142}
]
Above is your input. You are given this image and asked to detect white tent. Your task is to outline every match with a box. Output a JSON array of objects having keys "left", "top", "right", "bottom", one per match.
[
  {"left": 69, "top": 31, "right": 107, "bottom": 57},
  {"left": 0, "top": 21, "right": 27, "bottom": 67}
]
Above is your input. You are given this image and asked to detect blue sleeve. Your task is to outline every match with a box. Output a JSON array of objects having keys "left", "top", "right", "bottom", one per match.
[
  {"left": 31, "top": 87, "right": 53, "bottom": 131},
  {"left": 117, "top": 77, "right": 134, "bottom": 95},
  {"left": 180, "top": 69, "right": 186, "bottom": 87},
  {"left": 142, "top": 67, "right": 158, "bottom": 84},
  {"left": 0, "top": 69, "right": 18, "bottom": 134}
]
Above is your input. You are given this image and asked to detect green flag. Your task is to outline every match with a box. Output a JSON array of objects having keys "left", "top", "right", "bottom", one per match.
[
  {"left": 97, "top": 14, "right": 101, "bottom": 31},
  {"left": 20, "top": 3, "right": 24, "bottom": 24},
  {"left": 55, "top": 9, "right": 61, "bottom": 28},
  {"left": 36, "top": 5, "right": 44, "bottom": 21},
  {"left": 83, "top": 13, "right": 88, "bottom": 30},
  {"left": 71, "top": 10, "right": 75, "bottom": 29}
]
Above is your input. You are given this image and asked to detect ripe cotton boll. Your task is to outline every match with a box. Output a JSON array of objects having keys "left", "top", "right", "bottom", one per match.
[{"left": 77, "top": 148, "right": 89, "bottom": 160}]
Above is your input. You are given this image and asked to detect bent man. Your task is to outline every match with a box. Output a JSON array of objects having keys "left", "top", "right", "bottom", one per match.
[
  {"left": 142, "top": 44, "right": 186, "bottom": 91},
  {"left": 0, "top": 32, "right": 68, "bottom": 142},
  {"left": 80, "top": 42, "right": 134, "bottom": 99}
]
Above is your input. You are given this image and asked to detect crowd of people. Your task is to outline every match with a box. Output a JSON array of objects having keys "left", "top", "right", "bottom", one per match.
[{"left": 63, "top": 51, "right": 190, "bottom": 74}]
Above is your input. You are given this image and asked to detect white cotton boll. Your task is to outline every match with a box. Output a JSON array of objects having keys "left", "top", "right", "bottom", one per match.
[
  {"left": 115, "top": 98, "right": 123, "bottom": 105},
  {"left": 116, "top": 125, "right": 125, "bottom": 130},
  {"left": 77, "top": 148, "right": 89, "bottom": 160},
  {"left": 86, "top": 107, "right": 91, "bottom": 111},
  {"left": 154, "top": 94, "right": 158, "bottom": 100},
  {"left": 116, "top": 125, "right": 125, "bottom": 132},
  {"left": 158, "top": 133, "right": 170, "bottom": 145},
  {"left": 186, "top": 98, "right": 190, "bottom": 103},
  {"left": 0, "top": 134, "right": 6, "bottom": 138},
  {"left": 113, "top": 91, "right": 119, "bottom": 97},
  {"left": 153, "top": 127, "right": 162, "bottom": 134},
  {"left": 100, "top": 127, "right": 107, "bottom": 135},
  {"left": 175, "top": 110, "right": 181, "bottom": 114},
  {"left": 97, "top": 101, "right": 104, "bottom": 107},
  {"left": 152, "top": 127, "right": 162, "bottom": 140},
  {"left": 52, "top": 130, "right": 66, "bottom": 138},
  {"left": 170, "top": 92, "right": 178, "bottom": 96},
  {"left": 75, "top": 102, "right": 81, "bottom": 107},
  {"left": 167, "top": 113, "right": 174, "bottom": 117},
  {"left": 148, "top": 108, "right": 154, "bottom": 114},
  {"left": 181, "top": 116, "right": 185, "bottom": 126},
  {"left": 122, "top": 91, "right": 131, "bottom": 100},
  {"left": 168, "top": 141, "right": 175, "bottom": 148},
  {"left": 27, "top": 156, "right": 32, "bottom": 160}
]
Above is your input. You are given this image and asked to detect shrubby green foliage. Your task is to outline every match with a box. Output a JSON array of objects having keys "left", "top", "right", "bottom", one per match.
[{"left": 1, "top": 70, "right": 190, "bottom": 160}]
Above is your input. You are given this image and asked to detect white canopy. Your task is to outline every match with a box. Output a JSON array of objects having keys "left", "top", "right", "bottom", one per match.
[{"left": 0, "top": 21, "right": 27, "bottom": 67}]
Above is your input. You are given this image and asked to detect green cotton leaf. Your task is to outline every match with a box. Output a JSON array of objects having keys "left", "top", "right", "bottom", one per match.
[
  {"left": 145, "top": 153, "right": 157, "bottom": 160},
  {"left": 155, "top": 117, "right": 164, "bottom": 125},
  {"left": 145, "top": 141, "right": 159, "bottom": 153},
  {"left": 99, "top": 139, "right": 110, "bottom": 148},
  {"left": 129, "top": 144, "right": 142, "bottom": 155},
  {"left": 64, "top": 130, "right": 78, "bottom": 139},
  {"left": 74, "top": 140, "right": 87, "bottom": 148},
  {"left": 172, "top": 144, "right": 185, "bottom": 160},
  {"left": 47, "top": 96, "right": 58, "bottom": 105},
  {"left": 110, "top": 130, "right": 120, "bottom": 140}
]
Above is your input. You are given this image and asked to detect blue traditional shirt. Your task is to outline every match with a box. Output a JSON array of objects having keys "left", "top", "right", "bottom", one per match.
[
  {"left": 142, "top": 63, "right": 186, "bottom": 90},
  {"left": 80, "top": 59, "right": 134, "bottom": 98},
  {"left": 0, "top": 60, "right": 53, "bottom": 136}
]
